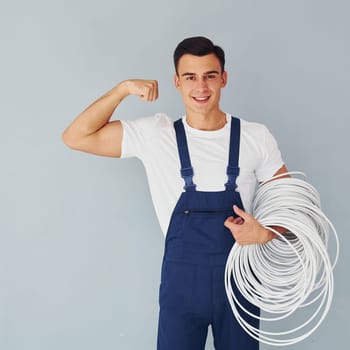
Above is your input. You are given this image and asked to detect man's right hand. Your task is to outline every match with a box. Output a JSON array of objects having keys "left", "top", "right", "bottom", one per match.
[{"left": 122, "top": 79, "right": 159, "bottom": 102}]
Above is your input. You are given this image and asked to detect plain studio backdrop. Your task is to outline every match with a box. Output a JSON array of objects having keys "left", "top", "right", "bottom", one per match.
[{"left": 0, "top": 0, "right": 348, "bottom": 349}]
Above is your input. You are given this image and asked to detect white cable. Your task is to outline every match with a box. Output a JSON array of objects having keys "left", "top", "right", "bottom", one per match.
[{"left": 224, "top": 172, "right": 339, "bottom": 346}]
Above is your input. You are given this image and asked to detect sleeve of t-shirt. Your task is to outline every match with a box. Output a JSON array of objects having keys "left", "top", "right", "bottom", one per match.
[
  {"left": 120, "top": 114, "right": 164, "bottom": 159},
  {"left": 120, "top": 118, "right": 146, "bottom": 159},
  {"left": 255, "top": 125, "right": 284, "bottom": 182}
]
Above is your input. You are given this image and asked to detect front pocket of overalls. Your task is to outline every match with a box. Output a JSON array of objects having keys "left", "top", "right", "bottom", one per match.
[
  {"left": 183, "top": 210, "right": 233, "bottom": 228},
  {"left": 183, "top": 210, "right": 235, "bottom": 249}
]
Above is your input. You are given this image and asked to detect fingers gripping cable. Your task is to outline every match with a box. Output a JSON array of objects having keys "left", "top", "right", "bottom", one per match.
[{"left": 224, "top": 172, "right": 339, "bottom": 347}]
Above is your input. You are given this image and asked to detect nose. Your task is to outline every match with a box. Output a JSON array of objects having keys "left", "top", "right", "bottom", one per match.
[{"left": 195, "top": 77, "right": 208, "bottom": 90}]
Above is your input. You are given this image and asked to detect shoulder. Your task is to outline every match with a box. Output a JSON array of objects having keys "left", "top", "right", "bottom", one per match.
[
  {"left": 120, "top": 113, "right": 176, "bottom": 158},
  {"left": 239, "top": 117, "right": 274, "bottom": 144},
  {"left": 240, "top": 118, "right": 269, "bottom": 135},
  {"left": 236, "top": 116, "right": 281, "bottom": 162},
  {"left": 121, "top": 113, "right": 174, "bottom": 131}
]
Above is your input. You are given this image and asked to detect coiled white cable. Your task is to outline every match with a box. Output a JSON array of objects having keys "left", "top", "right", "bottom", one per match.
[{"left": 224, "top": 172, "right": 339, "bottom": 346}]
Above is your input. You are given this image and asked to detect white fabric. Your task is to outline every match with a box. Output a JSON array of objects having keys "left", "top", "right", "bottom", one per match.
[{"left": 121, "top": 113, "right": 284, "bottom": 235}]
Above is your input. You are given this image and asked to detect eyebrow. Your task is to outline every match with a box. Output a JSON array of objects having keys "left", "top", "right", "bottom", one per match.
[{"left": 181, "top": 70, "right": 220, "bottom": 77}]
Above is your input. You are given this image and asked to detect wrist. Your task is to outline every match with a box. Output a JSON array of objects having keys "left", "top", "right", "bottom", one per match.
[
  {"left": 109, "top": 81, "right": 130, "bottom": 100},
  {"left": 264, "top": 227, "right": 277, "bottom": 242}
]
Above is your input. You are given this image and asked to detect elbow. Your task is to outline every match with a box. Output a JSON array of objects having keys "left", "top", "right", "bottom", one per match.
[{"left": 61, "top": 129, "right": 80, "bottom": 150}]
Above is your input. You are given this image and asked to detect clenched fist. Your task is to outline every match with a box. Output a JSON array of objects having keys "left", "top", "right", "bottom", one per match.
[{"left": 123, "top": 79, "right": 159, "bottom": 102}]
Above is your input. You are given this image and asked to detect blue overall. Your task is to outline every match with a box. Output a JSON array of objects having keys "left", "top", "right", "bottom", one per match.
[{"left": 157, "top": 117, "right": 259, "bottom": 350}]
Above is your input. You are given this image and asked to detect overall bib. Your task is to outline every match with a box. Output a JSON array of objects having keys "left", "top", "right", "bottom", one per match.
[{"left": 157, "top": 117, "right": 259, "bottom": 350}]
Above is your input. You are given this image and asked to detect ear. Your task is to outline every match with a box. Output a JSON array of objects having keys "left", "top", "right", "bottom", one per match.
[
  {"left": 221, "top": 71, "right": 228, "bottom": 88},
  {"left": 174, "top": 74, "right": 180, "bottom": 89}
]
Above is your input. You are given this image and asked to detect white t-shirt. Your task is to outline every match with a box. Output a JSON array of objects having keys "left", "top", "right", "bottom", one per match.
[{"left": 121, "top": 113, "right": 284, "bottom": 235}]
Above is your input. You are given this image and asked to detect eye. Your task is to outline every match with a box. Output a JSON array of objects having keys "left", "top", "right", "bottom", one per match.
[
  {"left": 186, "top": 76, "right": 195, "bottom": 81},
  {"left": 207, "top": 74, "right": 216, "bottom": 80}
]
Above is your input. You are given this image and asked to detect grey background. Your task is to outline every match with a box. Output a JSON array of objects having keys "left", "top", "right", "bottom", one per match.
[{"left": 0, "top": 0, "right": 348, "bottom": 349}]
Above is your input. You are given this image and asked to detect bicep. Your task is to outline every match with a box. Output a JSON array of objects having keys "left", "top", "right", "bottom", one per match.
[{"left": 70, "top": 120, "right": 123, "bottom": 158}]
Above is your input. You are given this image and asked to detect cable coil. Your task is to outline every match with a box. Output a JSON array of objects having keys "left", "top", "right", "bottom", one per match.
[{"left": 224, "top": 172, "right": 339, "bottom": 346}]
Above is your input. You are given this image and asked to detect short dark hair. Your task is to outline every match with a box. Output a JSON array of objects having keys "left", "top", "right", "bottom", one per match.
[{"left": 173, "top": 36, "right": 225, "bottom": 74}]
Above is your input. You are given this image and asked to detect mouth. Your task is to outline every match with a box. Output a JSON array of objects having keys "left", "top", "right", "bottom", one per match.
[{"left": 192, "top": 96, "right": 210, "bottom": 103}]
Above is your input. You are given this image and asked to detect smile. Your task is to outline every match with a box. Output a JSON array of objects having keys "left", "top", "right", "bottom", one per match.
[{"left": 192, "top": 96, "right": 210, "bottom": 102}]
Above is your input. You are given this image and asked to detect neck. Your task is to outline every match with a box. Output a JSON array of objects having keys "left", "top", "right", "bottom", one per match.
[{"left": 185, "top": 110, "right": 227, "bottom": 131}]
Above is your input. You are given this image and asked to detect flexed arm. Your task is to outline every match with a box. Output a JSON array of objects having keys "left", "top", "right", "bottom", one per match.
[{"left": 62, "top": 79, "right": 158, "bottom": 157}]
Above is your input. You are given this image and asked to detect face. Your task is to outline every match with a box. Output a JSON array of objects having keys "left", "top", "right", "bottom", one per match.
[{"left": 174, "top": 53, "right": 227, "bottom": 117}]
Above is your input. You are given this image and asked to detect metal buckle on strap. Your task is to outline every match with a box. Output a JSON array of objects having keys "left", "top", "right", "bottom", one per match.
[
  {"left": 180, "top": 167, "right": 196, "bottom": 191},
  {"left": 226, "top": 166, "right": 240, "bottom": 189},
  {"left": 181, "top": 167, "right": 194, "bottom": 177}
]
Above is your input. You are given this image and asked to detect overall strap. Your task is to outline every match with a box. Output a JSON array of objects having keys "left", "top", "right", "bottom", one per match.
[
  {"left": 225, "top": 117, "right": 241, "bottom": 190},
  {"left": 174, "top": 119, "right": 196, "bottom": 191}
]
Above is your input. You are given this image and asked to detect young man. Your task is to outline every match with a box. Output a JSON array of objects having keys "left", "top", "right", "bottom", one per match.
[{"left": 62, "top": 37, "right": 288, "bottom": 350}]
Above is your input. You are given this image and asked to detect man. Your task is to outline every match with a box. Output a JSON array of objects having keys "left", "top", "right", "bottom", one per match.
[{"left": 62, "top": 36, "right": 288, "bottom": 350}]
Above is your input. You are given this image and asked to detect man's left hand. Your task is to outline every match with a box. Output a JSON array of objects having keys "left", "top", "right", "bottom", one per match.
[{"left": 224, "top": 205, "right": 275, "bottom": 245}]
